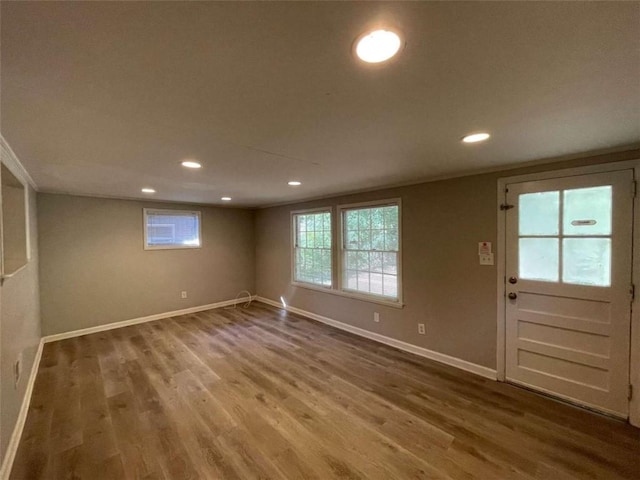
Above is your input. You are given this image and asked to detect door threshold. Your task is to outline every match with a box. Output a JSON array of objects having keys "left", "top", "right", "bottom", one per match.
[{"left": 505, "top": 379, "right": 630, "bottom": 424}]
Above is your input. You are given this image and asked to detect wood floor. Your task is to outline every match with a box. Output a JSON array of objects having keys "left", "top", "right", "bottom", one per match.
[{"left": 11, "top": 303, "right": 639, "bottom": 480}]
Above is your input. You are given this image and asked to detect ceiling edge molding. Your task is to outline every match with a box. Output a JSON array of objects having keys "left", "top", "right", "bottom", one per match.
[
  {"left": 35, "top": 189, "right": 256, "bottom": 210},
  {"left": 0, "top": 135, "right": 38, "bottom": 190},
  {"left": 258, "top": 143, "right": 640, "bottom": 209}
]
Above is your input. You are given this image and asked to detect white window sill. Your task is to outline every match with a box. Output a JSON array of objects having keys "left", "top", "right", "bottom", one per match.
[
  {"left": 144, "top": 245, "right": 202, "bottom": 251},
  {"left": 291, "top": 281, "right": 404, "bottom": 309}
]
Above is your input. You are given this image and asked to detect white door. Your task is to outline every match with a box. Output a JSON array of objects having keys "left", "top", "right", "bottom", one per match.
[{"left": 505, "top": 169, "right": 634, "bottom": 417}]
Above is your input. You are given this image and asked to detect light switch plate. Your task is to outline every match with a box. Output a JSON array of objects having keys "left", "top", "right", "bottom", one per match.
[{"left": 479, "top": 253, "right": 494, "bottom": 265}]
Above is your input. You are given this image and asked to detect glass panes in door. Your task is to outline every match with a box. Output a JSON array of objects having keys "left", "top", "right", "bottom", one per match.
[
  {"left": 563, "top": 238, "right": 611, "bottom": 287},
  {"left": 519, "top": 238, "right": 559, "bottom": 282},
  {"left": 519, "top": 191, "right": 560, "bottom": 235},
  {"left": 563, "top": 186, "right": 612, "bottom": 236},
  {"left": 518, "top": 185, "right": 613, "bottom": 286}
]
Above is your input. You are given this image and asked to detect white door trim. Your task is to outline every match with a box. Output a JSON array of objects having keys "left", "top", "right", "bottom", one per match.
[{"left": 496, "top": 159, "right": 640, "bottom": 426}]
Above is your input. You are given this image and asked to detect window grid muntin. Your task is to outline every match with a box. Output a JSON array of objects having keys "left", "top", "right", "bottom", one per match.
[
  {"left": 293, "top": 211, "right": 332, "bottom": 287},
  {"left": 518, "top": 186, "right": 613, "bottom": 286},
  {"left": 342, "top": 204, "right": 399, "bottom": 299}
]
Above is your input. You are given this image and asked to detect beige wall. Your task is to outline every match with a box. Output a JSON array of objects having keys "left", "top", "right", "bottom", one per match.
[
  {"left": 38, "top": 194, "right": 255, "bottom": 336},
  {"left": 255, "top": 149, "right": 640, "bottom": 370},
  {"left": 1, "top": 147, "right": 635, "bottom": 465},
  {"left": 1, "top": 184, "right": 40, "bottom": 461}
]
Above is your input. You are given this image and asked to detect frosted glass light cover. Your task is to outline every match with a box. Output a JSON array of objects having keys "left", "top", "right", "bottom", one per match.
[
  {"left": 519, "top": 191, "right": 560, "bottom": 236},
  {"left": 563, "top": 186, "right": 612, "bottom": 236},
  {"left": 563, "top": 238, "right": 611, "bottom": 286},
  {"left": 519, "top": 238, "right": 559, "bottom": 282}
]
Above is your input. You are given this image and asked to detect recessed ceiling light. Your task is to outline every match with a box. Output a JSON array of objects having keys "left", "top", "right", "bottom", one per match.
[
  {"left": 288, "top": 181, "right": 302, "bottom": 186},
  {"left": 355, "top": 29, "right": 402, "bottom": 63},
  {"left": 462, "top": 132, "right": 491, "bottom": 143},
  {"left": 141, "top": 188, "right": 156, "bottom": 194},
  {"left": 221, "top": 197, "right": 232, "bottom": 201},
  {"left": 181, "top": 160, "right": 202, "bottom": 169}
]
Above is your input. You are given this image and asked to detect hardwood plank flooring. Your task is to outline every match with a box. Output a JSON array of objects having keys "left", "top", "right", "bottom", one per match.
[{"left": 10, "top": 303, "right": 640, "bottom": 479}]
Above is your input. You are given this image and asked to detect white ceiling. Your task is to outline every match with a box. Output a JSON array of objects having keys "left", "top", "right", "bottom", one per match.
[{"left": 1, "top": 1, "right": 639, "bottom": 207}]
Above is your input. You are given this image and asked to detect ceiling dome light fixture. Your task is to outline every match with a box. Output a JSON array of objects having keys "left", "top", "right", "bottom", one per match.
[
  {"left": 181, "top": 160, "right": 202, "bottom": 169},
  {"left": 221, "top": 197, "right": 232, "bottom": 201},
  {"left": 288, "top": 181, "right": 302, "bottom": 186},
  {"left": 355, "top": 29, "right": 402, "bottom": 63},
  {"left": 141, "top": 188, "right": 156, "bottom": 194},
  {"left": 462, "top": 132, "right": 491, "bottom": 143}
]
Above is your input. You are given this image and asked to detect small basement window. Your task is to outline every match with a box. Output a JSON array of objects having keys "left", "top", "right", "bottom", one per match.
[
  {"left": 144, "top": 208, "right": 201, "bottom": 250},
  {"left": 1, "top": 163, "right": 29, "bottom": 276}
]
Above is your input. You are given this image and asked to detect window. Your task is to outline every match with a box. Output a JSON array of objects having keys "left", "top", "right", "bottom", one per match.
[
  {"left": 289, "top": 200, "right": 402, "bottom": 306},
  {"left": 144, "top": 208, "right": 201, "bottom": 250},
  {"left": 292, "top": 209, "right": 332, "bottom": 287},
  {"left": 518, "top": 186, "right": 612, "bottom": 286},
  {"left": 1, "top": 163, "right": 29, "bottom": 276},
  {"left": 340, "top": 200, "right": 401, "bottom": 301}
]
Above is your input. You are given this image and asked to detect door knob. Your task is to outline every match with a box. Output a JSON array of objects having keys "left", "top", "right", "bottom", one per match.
[
  {"left": 508, "top": 292, "right": 517, "bottom": 300},
  {"left": 508, "top": 276, "right": 518, "bottom": 284}
]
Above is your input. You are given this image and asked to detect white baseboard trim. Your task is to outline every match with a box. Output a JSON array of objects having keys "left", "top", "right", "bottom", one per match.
[
  {"left": 0, "top": 339, "right": 44, "bottom": 480},
  {"left": 256, "top": 296, "right": 497, "bottom": 380},
  {"left": 1, "top": 295, "right": 257, "bottom": 479},
  {"left": 43, "top": 296, "right": 256, "bottom": 343}
]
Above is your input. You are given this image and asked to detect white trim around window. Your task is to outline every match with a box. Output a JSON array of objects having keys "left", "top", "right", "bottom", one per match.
[
  {"left": 289, "top": 200, "right": 404, "bottom": 308},
  {"left": 337, "top": 198, "right": 403, "bottom": 307},
  {"left": 143, "top": 208, "right": 202, "bottom": 250},
  {"left": 291, "top": 207, "right": 334, "bottom": 289}
]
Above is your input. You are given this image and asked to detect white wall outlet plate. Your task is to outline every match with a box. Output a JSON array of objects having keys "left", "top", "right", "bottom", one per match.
[
  {"left": 479, "top": 253, "right": 494, "bottom": 265},
  {"left": 181, "top": 291, "right": 188, "bottom": 299},
  {"left": 418, "top": 323, "right": 426, "bottom": 335},
  {"left": 373, "top": 312, "right": 380, "bottom": 322}
]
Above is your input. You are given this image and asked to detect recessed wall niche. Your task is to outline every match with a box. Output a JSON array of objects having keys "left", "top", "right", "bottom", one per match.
[{"left": 1, "top": 162, "right": 28, "bottom": 276}]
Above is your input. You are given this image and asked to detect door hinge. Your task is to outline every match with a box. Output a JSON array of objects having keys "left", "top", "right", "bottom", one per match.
[
  {"left": 629, "top": 384, "right": 633, "bottom": 401},
  {"left": 632, "top": 180, "right": 637, "bottom": 198},
  {"left": 631, "top": 284, "right": 636, "bottom": 302},
  {"left": 500, "top": 204, "right": 515, "bottom": 211}
]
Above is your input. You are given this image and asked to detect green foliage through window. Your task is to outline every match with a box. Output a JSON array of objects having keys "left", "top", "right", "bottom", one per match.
[
  {"left": 342, "top": 204, "right": 399, "bottom": 299},
  {"left": 293, "top": 211, "right": 332, "bottom": 287}
]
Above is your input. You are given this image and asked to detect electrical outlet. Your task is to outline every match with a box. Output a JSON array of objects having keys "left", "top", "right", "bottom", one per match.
[
  {"left": 479, "top": 253, "right": 494, "bottom": 266},
  {"left": 373, "top": 312, "right": 380, "bottom": 323},
  {"left": 181, "top": 291, "right": 188, "bottom": 299},
  {"left": 418, "top": 323, "right": 426, "bottom": 335}
]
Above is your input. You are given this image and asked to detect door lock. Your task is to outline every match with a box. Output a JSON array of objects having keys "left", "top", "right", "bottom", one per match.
[
  {"left": 508, "top": 292, "right": 518, "bottom": 300},
  {"left": 508, "top": 276, "right": 518, "bottom": 284}
]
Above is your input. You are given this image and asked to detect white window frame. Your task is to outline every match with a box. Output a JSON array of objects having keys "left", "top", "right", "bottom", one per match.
[
  {"left": 338, "top": 198, "right": 403, "bottom": 307},
  {"left": 291, "top": 207, "right": 334, "bottom": 290},
  {"left": 143, "top": 208, "right": 202, "bottom": 250}
]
